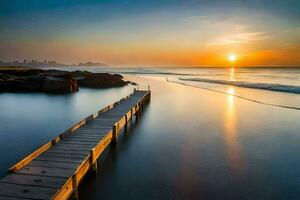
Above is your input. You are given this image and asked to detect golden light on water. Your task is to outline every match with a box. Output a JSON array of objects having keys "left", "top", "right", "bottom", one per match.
[
  {"left": 230, "top": 67, "right": 235, "bottom": 81},
  {"left": 227, "top": 87, "right": 235, "bottom": 103},
  {"left": 224, "top": 86, "right": 243, "bottom": 172},
  {"left": 228, "top": 87, "right": 235, "bottom": 95}
]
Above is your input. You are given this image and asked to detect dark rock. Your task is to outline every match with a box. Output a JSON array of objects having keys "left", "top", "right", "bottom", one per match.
[
  {"left": 0, "top": 69, "right": 78, "bottom": 93},
  {"left": 43, "top": 76, "right": 78, "bottom": 93},
  {"left": 72, "top": 71, "right": 128, "bottom": 88},
  {"left": 0, "top": 73, "right": 44, "bottom": 92},
  {"left": 0, "top": 68, "right": 130, "bottom": 93},
  {"left": 128, "top": 81, "right": 138, "bottom": 85}
]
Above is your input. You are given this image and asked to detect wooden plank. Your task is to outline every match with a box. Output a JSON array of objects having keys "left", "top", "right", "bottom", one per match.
[
  {"left": 79, "top": 124, "right": 113, "bottom": 129},
  {"left": 59, "top": 140, "right": 99, "bottom": 146},
  {"left": 72, "top": 130, "right": 107, "bottom": 135},
  {"left": 62, "top": 137, "right": 102, "bottom": 143},
  {"left": 60, "top": 135, "right": 104, "bottom": 141},
  {"left": 74, "top": 130, "right": 110, "bottom": 135},
  {"left": 92, "top": 117, "right": 118, "bottom": 121},
  {"left": 66, "top": 133, "right": 104, "bottom": 137},
  {"left": 59, "top": 141, "right": 99, "bottom": 147},
  {"left": 99, "top": 112, "right": 120, "bottom": 119},
  {"left": 41, "top": 152, "right": 86, "bottom": 160},
  {"left": 97, "top": 114, "right": 123, "bottom": 119},
  {"left": 54, "top": 143, "right": 95, "bottom": 149},
  {"left": 95, "top": 114, "right": 117, "bottom": 119},
  {"left": 43, "top": 149, "right": 88, "bottom": 157},
  {"left": 46, "top": 149, "right": 87, "bottom": 156},
  {"left": 118, "top": 116, "right": 127, "bottom": 129},
  {"left": 35, "top": 156, "right": 84, "bottom": 164},
  {"left": 0, "top": 182, "right": 57, "bottom": 200},
  {"left": 52, "top": 177, "right": 73, "bottom": 200},
  {"left": 86, "top": 124, "right": 113, "bottom": 129},
  {"left": 59, "top": 138, "right": 100, "bottom": 144},
  {"left": 8, "top": 141, "right": 52, "bottom": 173},
  {"left": 75, "top": 126, "right": 112, "bottom": 131},
  {"left": 0, "top": 173, "right": 66, "bottom": 188},
  {"left": 69, "top": 119, "right": 86, "bottom": 132},
  {"left": 36, "top": 151, "right": 88, "bottom": 159},
  {"left": 16, "top": 166, "right": 75, "bottom": 178},
  {"left": 57, "top": 142, "right": 96, "bottom": 149},
  {"left": 28, "top": 160, "right": 80, "bottom": 170},
  {"left": 93, "top": 133, "right": 112, "bottom": 162},
  {"left": 68, "top": 134, "right": 107, "bottom": 139},
  {"left": 74, "top": 158, "right": 91, "bottom": 185},
  {"left": 50, "top": 146, "right": 91, "bottom": 152},
  {"left": 73, "top": 129, "right": 110, "bottom": 134},
  {"left": 73, "top": 129, "right": 109, "bottom": 133}
]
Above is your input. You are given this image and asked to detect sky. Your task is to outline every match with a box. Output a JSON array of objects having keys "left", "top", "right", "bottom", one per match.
[{"left": 0, "top": 0, "right": 299, "bottom": 67}]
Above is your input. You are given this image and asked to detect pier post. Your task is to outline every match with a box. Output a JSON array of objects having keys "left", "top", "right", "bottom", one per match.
[
  {"left": 89, "top": 150, "right": 97, "bottom": 176},
  {"left": 92, "top": 161, "right": 97, "bottom": 175},
  {"left": 139, "top": 102, "right": 142, "bottom": 115},
  {"left": 124, "top": 115, "right": 128, "bottom": 132},
  {"left": 51, "top": 139, "right": 56, "bottom": 146},
  {"left": 112, "top": 124, "right": 118, "bottom": 144},
  {"left": 135, "top": 105, "right": 139, "bottom": 122}
]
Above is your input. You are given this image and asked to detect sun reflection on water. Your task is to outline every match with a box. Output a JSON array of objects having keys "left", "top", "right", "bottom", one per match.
[
  {"left": 224, "top": 87, "right": 243, "bottom": 173},
  {"left": 227, "top": 86, "right": 235, "bottom": 103},
  {"left": 229, "top": 67, "right": 235, "bottom": 81}
]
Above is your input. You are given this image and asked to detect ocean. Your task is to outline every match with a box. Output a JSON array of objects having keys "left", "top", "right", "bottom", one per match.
[
  {"left": 0, "top": 67, "right": 299, "bottom": 199},
  {"left": 53, "top": 67, "right": 300, "bottom": 109}
]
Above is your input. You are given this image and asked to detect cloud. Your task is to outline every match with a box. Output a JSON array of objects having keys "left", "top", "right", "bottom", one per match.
[
  {"left": 283, "top": 27, "right": 300, "bottom": 33},
  {"left": 183, "top": 15, "right": 211, "bottom": 24},
  {"left": 186, "top": 15, "right": 208, "bottom": 20},
  {"left": 207, "top": 32, "right": 270, "bottom": 46}
]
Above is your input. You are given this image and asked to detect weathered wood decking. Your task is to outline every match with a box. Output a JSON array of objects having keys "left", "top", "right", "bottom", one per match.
[{"left": 0, "top": 89, "right": 151, "bottom": 200}]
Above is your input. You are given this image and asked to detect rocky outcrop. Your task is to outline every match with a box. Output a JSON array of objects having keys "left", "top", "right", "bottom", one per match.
[
  {"left": 0, "top": 75, "right": 44, "bottom": 92},
  {"left": 72, "top": 71, "right": 128, "bottom": 88},
  {"left": 0, "top": 70, "right": 78, "bottom": 93},
  {"left": 43, "top": 76, "right": 78, "bottom": 93},
  {"left": 0, "top": 68, "right": 129, "bottom": 93}
]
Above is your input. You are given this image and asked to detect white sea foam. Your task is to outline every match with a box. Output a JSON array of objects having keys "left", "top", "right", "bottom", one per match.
[{"left": 179, "top": 78, "right": 300, "bottom": 94}]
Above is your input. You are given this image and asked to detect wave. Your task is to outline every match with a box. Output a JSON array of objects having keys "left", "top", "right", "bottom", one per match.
[
  {"left": 167, "top": 79, "right": 300, "bottom": 111},
  {"left": 119, "top": 71, "right": 191, "bottom": 76},
  {"left": 179, "top": 78, "right": 300, "bottom": 94}
]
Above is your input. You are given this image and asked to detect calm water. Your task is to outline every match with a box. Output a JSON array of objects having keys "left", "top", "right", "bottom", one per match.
[
  {"left": 0, "top": 86, "right": 135, "bottom": 177},
  {"left": 1, "top": 68, "right": 300, "bottom": 199}
]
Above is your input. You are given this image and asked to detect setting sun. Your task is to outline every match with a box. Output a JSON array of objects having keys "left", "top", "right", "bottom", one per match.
[{"left": 228, "top": 54, "right": 237, "bottom": 62}]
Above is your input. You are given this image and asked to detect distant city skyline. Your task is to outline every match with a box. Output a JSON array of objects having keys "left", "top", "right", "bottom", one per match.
[
  {"left": 0, "top": 0, "right": 299, "bottom": 67},
  {"left": 0, "top": 59, "right": 107, "bottom": 67}
]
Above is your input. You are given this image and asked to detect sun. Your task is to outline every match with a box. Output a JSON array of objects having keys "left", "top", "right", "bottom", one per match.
[{"left": 228, "top": 54, "right": 237, "bottom": 62}]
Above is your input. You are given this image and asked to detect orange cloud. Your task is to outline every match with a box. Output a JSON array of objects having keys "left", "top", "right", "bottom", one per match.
[{"left": 207, "top": 32, "right": 270, "bottom": 46}]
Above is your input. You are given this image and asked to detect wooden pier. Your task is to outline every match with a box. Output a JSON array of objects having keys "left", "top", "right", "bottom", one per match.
[{"left": 0, "top": 89, "right": 151, "bottom": 200}]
